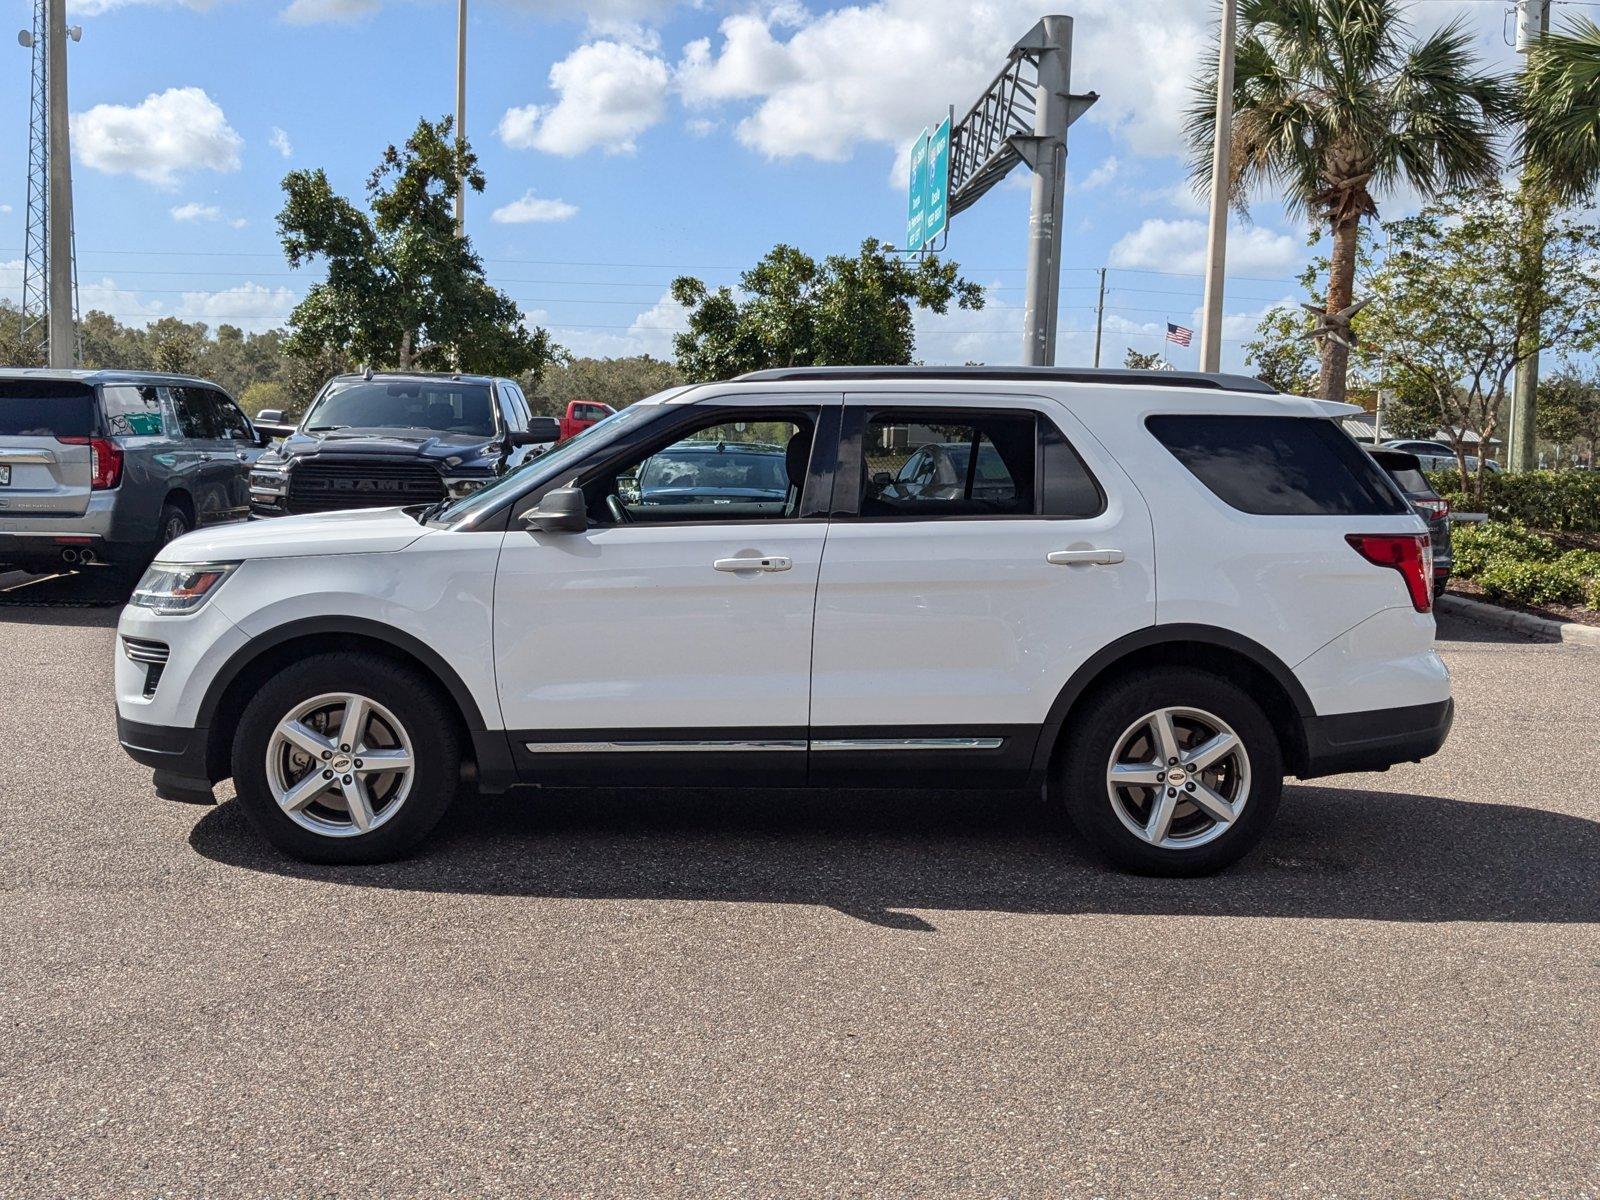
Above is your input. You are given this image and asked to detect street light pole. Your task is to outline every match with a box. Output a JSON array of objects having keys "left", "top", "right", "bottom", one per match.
[
  {"left": 45, "top": 0, "right": 77, "bottom": 369},
  {"left": 1197, "top": 0, "right": 1237, "bottom": 374},
  {"left": 454, "top": 0, "right": 466, "bottom": 236},
  {"left": 1508, "top": 0, "right": 1552, "bottom": 473}
]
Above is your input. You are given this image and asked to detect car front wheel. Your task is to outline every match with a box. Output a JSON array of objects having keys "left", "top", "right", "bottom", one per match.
[
  {"left": 1059, "top": 668, "right": 1283, "bottom": 876},
  {"left": 231, "top": 652, "right": 461, "bottom": 863}
]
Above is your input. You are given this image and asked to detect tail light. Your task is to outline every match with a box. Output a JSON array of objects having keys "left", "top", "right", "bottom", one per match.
[
  {"left": 1413, "top": 496, "right": 1449, "bottom": 520},
  {"left": 56, "top": 436, "right": 124, "bottom": 489},
  {"left": 1347, "top": 533, "right": 1433, "bottom": 613}
]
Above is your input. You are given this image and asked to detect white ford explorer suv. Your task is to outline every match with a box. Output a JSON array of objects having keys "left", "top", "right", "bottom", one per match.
[{"left": 116, "top": 367, "right": 1452, "bottom": 876}]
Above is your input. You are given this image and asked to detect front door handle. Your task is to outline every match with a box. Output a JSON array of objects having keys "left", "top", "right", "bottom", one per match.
[
  {"left": 714, "top": 555, "right": 792, "bottom": 573},
  {"left": 1047, "top": 548, "right": 1125, "bottom": 566}
]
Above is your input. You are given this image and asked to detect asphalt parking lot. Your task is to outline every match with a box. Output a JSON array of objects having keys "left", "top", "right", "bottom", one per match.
[{"left": 1, "top": 577, "right": 1596, "bottom": 1197}]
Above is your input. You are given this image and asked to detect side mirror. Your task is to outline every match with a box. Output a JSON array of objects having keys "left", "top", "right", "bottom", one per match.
[
  {"left": 508, "top": 416, "right": 560, "bottom": 447},
  {"left": 521, "top": 486, "right": 587, "bottom": 534},
  {"left": 256, "top": 408, "right": 284, "bottom": 425},
  {"left": 872, "top": 471, "right": 893, "bottom": 488}
]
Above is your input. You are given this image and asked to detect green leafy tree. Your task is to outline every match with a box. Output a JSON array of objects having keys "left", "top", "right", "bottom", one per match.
[
  {"left": 1123, "top": 348, "right": 1171, "bottom": 370},
  {"left": 669, "top": 238, "right": 983, "bottom": 381},
  {"left": 1537, "top": 373, "right": 1600, "bottom": 465},
  {"left": 1520, "top": 18, "right": 1600, "bottom": 203},
  {"left": 1186, "top": 0, "right": 1509, "bottom": 405},
  {"left": 1243, "top": 305, "right": 1318, "bottom": 393},
  {"left": 530, "top": 355, "right": 684, "bottom": 417},
  {"left": 278, "top": 116, "right": 556, "bottom": 378},
  {"left": 1365, "top": 185, "right": 1600, "bottom": 499}
]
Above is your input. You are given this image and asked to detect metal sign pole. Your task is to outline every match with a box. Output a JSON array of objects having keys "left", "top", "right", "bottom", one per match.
[{"left": 1020, "top": 16, "right": 1072, "bottom": 366}]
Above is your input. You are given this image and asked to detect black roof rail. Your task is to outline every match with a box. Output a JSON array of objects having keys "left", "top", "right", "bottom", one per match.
[{"left": 730, "top": 365, "right": 1279, "bottom": 394}]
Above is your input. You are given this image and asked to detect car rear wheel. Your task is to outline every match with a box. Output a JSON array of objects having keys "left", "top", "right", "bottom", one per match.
[
  {"left": 157, "top": 502, "right": 191, "bottom": 548},
  {"left": 231, "top": 652, "right": 461, "bottom": 863},
  {"left": 1059, "top": 669, "right": 1283, "bottom": 876}
]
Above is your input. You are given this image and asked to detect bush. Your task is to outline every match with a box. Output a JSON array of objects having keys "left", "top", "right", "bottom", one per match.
[
  {"left": 1425, "top": 468, "right": 1600, "bottom": 532},
  {"left": 1451, "top": 521, "right": 1600, "bottom": 609}
]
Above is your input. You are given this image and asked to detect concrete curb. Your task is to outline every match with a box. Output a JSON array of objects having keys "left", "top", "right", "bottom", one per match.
[{"left": 1438, "top": 593, "right": 1600, "bottom": 649}]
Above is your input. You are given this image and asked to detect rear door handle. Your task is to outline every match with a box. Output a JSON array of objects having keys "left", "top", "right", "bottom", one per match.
[
  {"left": 714, "top": 556, "right": 792, "bottom": 573},
  {"left": 1047, "top": 548, "right": 1125, "bottom": 566}
]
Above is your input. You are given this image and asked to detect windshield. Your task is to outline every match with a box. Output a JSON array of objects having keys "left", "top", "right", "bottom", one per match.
[
  {"left": 0, "top": 381, "right": 96, "bottom": 438},
  {"left": 432, "top": 401, "right": 667, "bottom": 526},
  {"left": 304, "top": 379, "right": 497, "bottom": 437}
]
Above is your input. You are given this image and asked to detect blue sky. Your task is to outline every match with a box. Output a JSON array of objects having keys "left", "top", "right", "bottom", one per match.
[{"left": 0, "top": 0, "right": 1516, "bottom": 371}]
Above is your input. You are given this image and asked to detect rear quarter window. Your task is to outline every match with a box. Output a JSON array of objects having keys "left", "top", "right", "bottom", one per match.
[
  {"left": 0, "top": 380, "right": 97, "bottom": 438},
  {"left": 1147, "top": 414, "right": 1408, "bottom": 517}
]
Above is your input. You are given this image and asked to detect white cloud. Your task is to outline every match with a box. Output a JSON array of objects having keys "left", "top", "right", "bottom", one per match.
[
  {"left": 73, "top": 88, "right": 243, "bottom": 187},
  {"left": 545, "top": 289, "right": 689, "bottom": 359},
  {"left": 281, "top": 0, "right": 379, "bottom": 23},
  {"left": 70, "top": 0, "right": 214, "bottom": 14},
  {"left": 1109, "top": 218, "right": 1302, "bottom": 278},
  {"left": 170, "top": 202, "right": 222, "bottom": 222},
  {"left": 499, "top": 39, "right": 671, "bottom": 156},
  {"left": 1075, "top": 156, "right": 1120, "bottom": 192},
  {"left": 0, "top": 204, "right": 11, "bottom": 215},
  {"left": 491, "top": 190, "right": 580, "bottom": 223},
  {"left": 269, "top": 127, "right": 294, "bottom": 158},
  {"left": 674, "top": 1, "right": 1214, "bottom": 164},
  {"left": 177, "top": 282, "right": 296, "bottom": 332}
]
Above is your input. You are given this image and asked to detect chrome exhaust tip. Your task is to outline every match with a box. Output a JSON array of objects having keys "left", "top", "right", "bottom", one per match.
[
  {"left": 61, "top": 548, "right": 79, "bottom": 564},
  {"left": 78, "top": 548, "right": 96, "bottom": 565}
]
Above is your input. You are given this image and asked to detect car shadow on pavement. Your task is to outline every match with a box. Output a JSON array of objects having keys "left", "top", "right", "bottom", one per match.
[{"left": 188, "top": 782, "right": 1600, "bottom": 930}]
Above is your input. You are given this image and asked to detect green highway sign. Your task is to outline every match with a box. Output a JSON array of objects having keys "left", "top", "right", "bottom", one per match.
[
  {"left": 905, "top": 127, "right": 929, "bottom": 251},
  {"left": 924, "top": 115, "right": 951, "bottom": 246}
]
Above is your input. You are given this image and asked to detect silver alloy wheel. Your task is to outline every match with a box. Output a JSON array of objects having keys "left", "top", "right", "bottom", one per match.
[
  {"left": 1105, "top": 706, "right": 1251, "bottom": 850},
  {"left": 162, "top": 514, "right": 188, "bottom": 544},
  {"left": 265, "top": 692, "right": 415, "bottom": 839}
]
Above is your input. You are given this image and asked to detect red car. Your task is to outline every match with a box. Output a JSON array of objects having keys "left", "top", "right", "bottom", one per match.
[{"left": 559, "top": 400, "right": 615, "bottom": 442}]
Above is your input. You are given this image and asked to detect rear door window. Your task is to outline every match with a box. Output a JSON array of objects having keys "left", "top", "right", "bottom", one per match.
[
  {"left": 0, "top": 380, "right": 96, "bottom": 438},
  {"left": 101, "top": 384, "right": 168, "bottom": 437},
  {"left": 170, "top": 386, "right": 221, "bottom": 440},
  {"left": 1148, "top": 415, "right": 1407, "bottom": 516}
]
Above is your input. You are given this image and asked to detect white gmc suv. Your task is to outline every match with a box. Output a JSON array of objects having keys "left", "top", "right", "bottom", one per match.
[{"left": 115, "top": 367, "right": 1452, "bottom": 876}]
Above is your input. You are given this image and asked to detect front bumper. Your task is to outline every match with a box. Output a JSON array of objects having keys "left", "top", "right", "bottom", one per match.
[
  {"left": 1296, "top": 698, "right": 1454, "bottom": 778},
  {"left": 117, "top": 715, "right": 216, "bottom": 802}
]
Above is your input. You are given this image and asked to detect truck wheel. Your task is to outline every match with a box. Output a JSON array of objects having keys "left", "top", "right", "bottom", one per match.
[
  {"left": 1058, "top": 668, "right": 1283, "bottom": 877},
  {"left": 230, "top": 652, "right": 461, "bottom": 864},
  {"left": 157, "top": 502, "right": 191, "bottom": 548}
]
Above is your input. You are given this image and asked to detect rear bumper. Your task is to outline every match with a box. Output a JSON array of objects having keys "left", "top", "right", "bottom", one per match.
[
  {"left": 117, "top": 715, "right": 216, "bottom": 802},
  {"left": 1296, "top": 698, "right": 1454, "bottom": 779}
]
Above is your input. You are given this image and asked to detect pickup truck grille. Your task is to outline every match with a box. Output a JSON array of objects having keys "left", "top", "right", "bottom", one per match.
[{"left": 285, "top": 459, "right": 445, "bottom": 514}]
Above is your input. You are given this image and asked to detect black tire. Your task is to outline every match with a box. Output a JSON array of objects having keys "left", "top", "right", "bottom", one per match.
[
  {"left": 1058, "top": 668, "right": 1283, "bottom": 877},
  {"left": 231, "top": 652, "right": 461, "bottom": 864},
  {"left": 156, "top": 501, "right": 191, "bottom": 550}
]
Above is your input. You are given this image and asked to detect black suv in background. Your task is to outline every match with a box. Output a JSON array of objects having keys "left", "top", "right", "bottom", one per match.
[
  {"left": 249, "top": 372, "right": 556, "bottom": 517},
  {"left": 1369, "top": 447, "right": 1453, "bottom": 592}
]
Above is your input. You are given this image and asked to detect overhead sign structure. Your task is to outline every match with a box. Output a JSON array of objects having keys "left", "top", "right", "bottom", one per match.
[
  {"left": 904, "top": 116, "right": 952, "bottom": 253},
  {"left": 905, "top": 127, "right": 929, "bottom": 252}
]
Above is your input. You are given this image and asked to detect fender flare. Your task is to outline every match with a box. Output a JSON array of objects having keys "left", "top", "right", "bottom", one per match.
[
  {"left": 1029, "top": 623, "right": 1314, "bottom": 777},
  {"left": 197, "top": 615, "right": 489, "bottom": 732}
]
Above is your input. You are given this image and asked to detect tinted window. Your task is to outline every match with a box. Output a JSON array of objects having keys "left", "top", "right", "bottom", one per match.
[
  {"left": 209, "top": 391, "right": 252, "bottom": 440},
  {"left": 304, "top": 380, "right": 496, "bottom": 436},
  {"left": 100, "top": 385, "right": 168, "bottom": 437},
  {"left": 0, "top": 380, "right": 96, "bottom": 437},
  {"left": 1148, "top": 415, "right": 1407, "bottom": 516},
  {"left": 170, "top": 386, "right": 221, "bottom": 440}
]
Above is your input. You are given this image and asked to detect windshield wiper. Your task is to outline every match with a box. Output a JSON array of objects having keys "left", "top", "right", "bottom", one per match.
[{"left": 307, "top": 424, "right": 347, "bottom": 432}]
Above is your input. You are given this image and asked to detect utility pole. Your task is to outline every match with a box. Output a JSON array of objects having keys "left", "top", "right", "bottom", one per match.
[
  {"left": 1092, "top": 266, "right": 1107, "bottom": 368},
  {"left": 1020, "top": 15, "right": 1074, "bottom": 366},
  {"left": 1198, "top": 0, "right": 1237, "bottom": 374},
  {"left": 454, "top": 0, "right": 467, "bottom": 236},
  {"left": 45, "top": 0, "right": 77, "bottom": 368},
  {"left": 1508, "top": 0, "right": 1552, "bottom": 474}
]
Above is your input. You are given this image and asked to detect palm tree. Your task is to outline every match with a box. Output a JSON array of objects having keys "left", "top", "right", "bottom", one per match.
[
  {"left": 1186, "top": 0, "right": 1509, "bottom": 404},
  {"left": 1519, "top": 18, "right": 1600, "bottom": 202}
]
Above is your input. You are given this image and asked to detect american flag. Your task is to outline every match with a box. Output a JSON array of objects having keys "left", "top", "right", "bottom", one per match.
[{"left": 1166, "top": 322, "right": 1193, "bottom": 348}]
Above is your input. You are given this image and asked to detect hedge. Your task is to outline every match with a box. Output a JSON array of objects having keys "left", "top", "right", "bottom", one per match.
[
  {"left": 1449, "top": 521, "right": 1600, "bottom": 610},
  {"left": 1424, "top": 468, "right": 1600, "bottom": 533}
]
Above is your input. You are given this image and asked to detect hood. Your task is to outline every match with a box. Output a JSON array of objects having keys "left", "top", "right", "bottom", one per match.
[
  {"left": 269, "top": 428, "right": 502, "bottom": 468},
  {"left": 157, "top": 507, "right": 428, "bottom": 563}
]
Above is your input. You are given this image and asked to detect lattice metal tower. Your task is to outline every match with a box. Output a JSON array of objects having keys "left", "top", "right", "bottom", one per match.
[{"left": 18, "top": 0, "right": 80, "bottom": 365}]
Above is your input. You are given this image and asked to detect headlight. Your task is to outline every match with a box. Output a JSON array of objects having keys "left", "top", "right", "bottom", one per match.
[
  {"left": 130, "top": 562, "right": 239, "bottom": 615},
  {"left": 445, "top": 477, "right": 489, "bottom": 499},
  {"left": 250, "top": 466, "right": 287, "bottom": 497}
]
